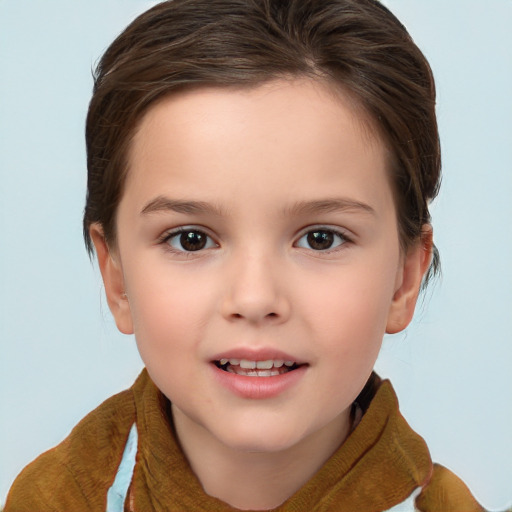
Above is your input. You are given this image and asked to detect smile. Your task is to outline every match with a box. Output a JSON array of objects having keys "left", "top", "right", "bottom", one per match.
[{"left": 215, "top": 359, "right": 300, "bottom": 377}]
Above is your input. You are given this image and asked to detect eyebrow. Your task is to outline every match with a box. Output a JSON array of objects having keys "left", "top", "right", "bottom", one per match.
[
  {"left": 140, "top": 196, "right": 375, "bottom": 218},
  {"left": 140, "top": 196, "right": 226, "bottom": 217},
  {"left": 284, "top": 198, "right": 376, "bottom": 217}
]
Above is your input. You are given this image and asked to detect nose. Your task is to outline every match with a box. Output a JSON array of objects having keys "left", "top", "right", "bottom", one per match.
[{"left": 220, "top": 249, "right": 291, "bottom": 325}]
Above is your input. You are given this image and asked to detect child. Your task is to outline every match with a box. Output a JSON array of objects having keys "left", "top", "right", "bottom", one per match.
[{"left": 5, "top": 0, "right": 486, "bottom": 510}]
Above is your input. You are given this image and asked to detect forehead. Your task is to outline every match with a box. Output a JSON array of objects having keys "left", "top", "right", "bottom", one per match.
[
  {"left": 122, "top": 79, "right": 393, "bottom": 216},
  {"left": 129, "top": 79, "right": 382, "bottom": 160}
]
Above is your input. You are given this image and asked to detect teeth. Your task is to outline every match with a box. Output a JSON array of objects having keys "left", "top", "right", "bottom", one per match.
[
  {"left": 256, "top": 360, "right": 274, "bottom": 369},
  {"left": 227, "top": 367, "right": 284, "bottom": 377},
  {"left": 219, "top": 358, "right": 297, "bottom": 369}
]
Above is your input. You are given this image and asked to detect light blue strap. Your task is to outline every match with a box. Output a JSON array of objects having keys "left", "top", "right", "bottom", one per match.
[
  {"left": 106, "top": 423, "right": 138, "bottom": 512},
  {"left": 383, "top": 486, "right": 421, "bottom": 512}
]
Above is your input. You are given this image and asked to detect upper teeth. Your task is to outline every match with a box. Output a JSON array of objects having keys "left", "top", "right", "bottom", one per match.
[{"left": 219, "top": 358, "right": 295, "bottom": 369}]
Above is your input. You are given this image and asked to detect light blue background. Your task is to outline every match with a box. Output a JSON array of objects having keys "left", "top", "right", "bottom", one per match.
[{"left": 1, "top": 1, "right": 511, "bottom": 509}]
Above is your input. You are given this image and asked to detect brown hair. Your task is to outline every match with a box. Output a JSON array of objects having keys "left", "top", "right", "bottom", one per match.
[{"left": 84, "top": 0, "right": 441, "bottom": 281}]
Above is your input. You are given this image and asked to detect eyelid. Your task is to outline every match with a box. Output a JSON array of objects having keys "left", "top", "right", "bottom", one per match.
[{"left": 295, "top": 224, "right": 353, "bottom": 240}]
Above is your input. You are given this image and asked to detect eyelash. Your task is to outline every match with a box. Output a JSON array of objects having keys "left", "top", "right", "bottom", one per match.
[
  {"left": 158, "top": 227, "right": 217, "bottom": 254},
  {"left": 158, "top": 226, "right": 352, "bottom": 254},
  {"left": 295, "top": 227, "right": 351, "bottom": 253}
]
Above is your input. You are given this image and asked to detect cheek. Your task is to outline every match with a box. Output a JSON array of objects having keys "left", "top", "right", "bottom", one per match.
[
  {"left": 126, "top": 264, "right": 216, "bottom": 353},
  {"left": 299, "top": 255, "right": 399, "bottom": 351},
  {"left": 124, "top": 266, "right": 218, "bottom": 403}
]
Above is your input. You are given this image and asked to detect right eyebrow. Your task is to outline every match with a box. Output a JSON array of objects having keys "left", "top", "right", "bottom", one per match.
[
  {"left": 140, "top": 196, "right": 226, "bottom": 217},
  {"left": 284, "top": 198, "right": 376, "bottom": 217}
]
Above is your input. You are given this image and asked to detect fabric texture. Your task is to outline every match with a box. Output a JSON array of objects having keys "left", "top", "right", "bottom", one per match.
[{"left": 5, "top": 369, "right": 484, "bottom": 512}]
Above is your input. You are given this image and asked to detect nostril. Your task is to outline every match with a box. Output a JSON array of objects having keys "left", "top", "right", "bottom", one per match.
[{"left": 230, "top": 311, "right": 278, "bottom": 320}]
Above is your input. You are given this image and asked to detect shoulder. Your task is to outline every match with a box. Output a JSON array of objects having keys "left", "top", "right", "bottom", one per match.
[
  {"left": 5, "top": 388, "right": 136, "bottom": 512},
  {"left": 415, "top": 463, "right": 485, "bottom": 512}
]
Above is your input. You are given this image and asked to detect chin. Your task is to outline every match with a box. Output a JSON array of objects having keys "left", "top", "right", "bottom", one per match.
[
  {"left": 223, "top": 435, "right": 300, "bottom": 454},
  {"left": 214, "top": 419, "right": 309, "bottom": 454}
]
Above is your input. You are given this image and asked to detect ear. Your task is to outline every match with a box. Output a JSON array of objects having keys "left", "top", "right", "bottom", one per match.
[
  {"left": 386, "top": 225, "right": 433, "bottom": 334},
  {"left": 90, "top": 224, "right": 134, "bottom": 335}
]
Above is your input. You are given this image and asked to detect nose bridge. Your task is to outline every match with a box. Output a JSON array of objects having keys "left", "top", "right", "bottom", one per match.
[{"left": 222, "top": 243, "right": 290, "bottom": 324}]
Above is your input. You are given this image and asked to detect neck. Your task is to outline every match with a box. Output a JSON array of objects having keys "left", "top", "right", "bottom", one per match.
[{"left": 172, "top": 406, "right": 352, "bottom": 510}]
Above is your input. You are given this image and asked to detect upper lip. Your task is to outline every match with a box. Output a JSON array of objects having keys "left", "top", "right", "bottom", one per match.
[{"left": 211, "top": 348, "right": 306, "bottom": 365}]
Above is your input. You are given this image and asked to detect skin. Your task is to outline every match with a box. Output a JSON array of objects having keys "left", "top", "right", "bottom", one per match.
[{"left": 91, "top": 79, "right": 432, "bottom": 510}]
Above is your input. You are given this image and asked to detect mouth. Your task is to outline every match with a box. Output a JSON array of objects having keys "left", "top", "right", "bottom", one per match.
[{"left": 214, "top": 358, "right": 303, "bottom": 377}]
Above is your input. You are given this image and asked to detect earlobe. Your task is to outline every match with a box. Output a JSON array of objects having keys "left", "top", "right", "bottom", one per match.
[
  {"left": 386, "top": 226, "right": 433, "bottom": 334},
  {"left": 89, "top": 224, "right": 134, "bottom": 335}
]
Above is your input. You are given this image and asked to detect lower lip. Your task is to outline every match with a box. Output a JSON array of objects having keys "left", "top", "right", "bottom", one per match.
[{"left": 211, "top": 364, "right": 307, "bottom": 399}]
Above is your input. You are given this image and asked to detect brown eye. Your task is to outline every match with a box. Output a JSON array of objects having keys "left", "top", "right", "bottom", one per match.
[
  {"left": 296, "top": 229, "right": 347, "bottom": 251},
  {"left": 167, "top": 229, "right": 215, "bottom": 252},
  {"left": 180, "top": 231, "right": 206, "bottom": 251},
  {"left": 307, "top": 231, "right": 334, "bottom": 250}
]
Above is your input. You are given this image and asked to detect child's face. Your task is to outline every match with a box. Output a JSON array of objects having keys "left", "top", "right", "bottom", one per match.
[{"left": 94, "top": 79, "right": 426, "bottom": 455}]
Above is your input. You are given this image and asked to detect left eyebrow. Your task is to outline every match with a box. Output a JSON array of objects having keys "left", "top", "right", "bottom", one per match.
[
  {"left": 140, "top": 196, "right": 226, "bottom": 217},
  {"left": 284, "top": 198, "right": 376, "bottom": 217}
]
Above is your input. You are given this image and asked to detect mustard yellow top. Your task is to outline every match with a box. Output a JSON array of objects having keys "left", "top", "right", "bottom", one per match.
[{"left": 5, "top": 369, "right": 484, "bottom": 511}]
